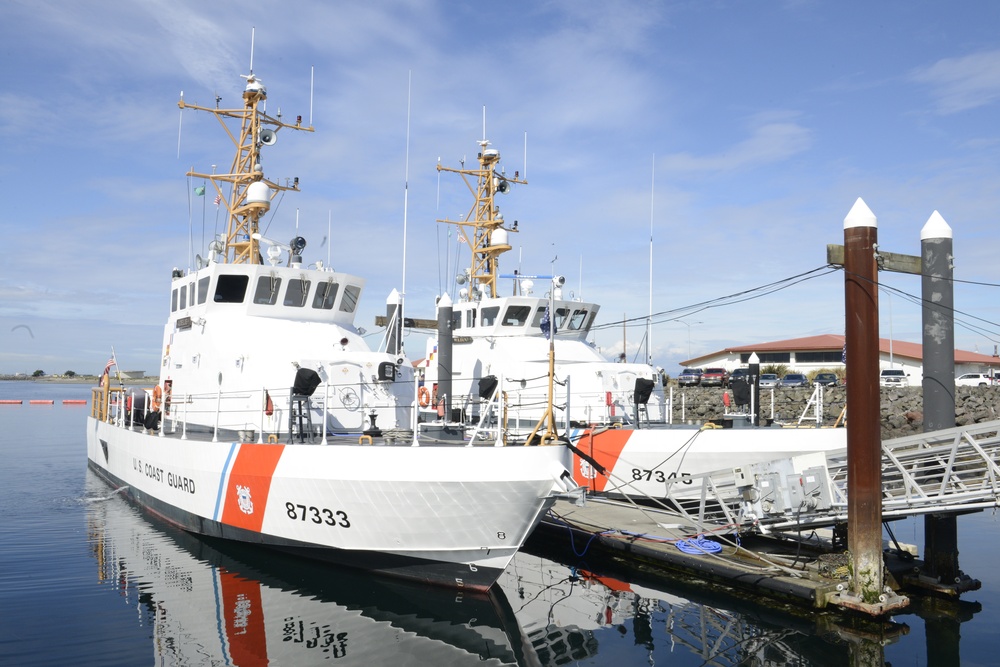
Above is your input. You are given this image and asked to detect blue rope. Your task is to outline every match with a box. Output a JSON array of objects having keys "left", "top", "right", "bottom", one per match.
[
  {"left": 548, "top": 512, "right": 613, "bottom": 557},
  {"left": 675, "top": 534, "right": 722, "bottom": 555}
]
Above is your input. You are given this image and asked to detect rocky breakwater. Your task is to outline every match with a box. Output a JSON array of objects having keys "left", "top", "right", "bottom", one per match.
[{"left": 668, "top": 385, "right": 1000, "bottom": 440}]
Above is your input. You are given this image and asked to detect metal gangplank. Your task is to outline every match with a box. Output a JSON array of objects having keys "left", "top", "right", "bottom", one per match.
[{"left": 658, "top": 419, "right": 1000, "bottom": 535}]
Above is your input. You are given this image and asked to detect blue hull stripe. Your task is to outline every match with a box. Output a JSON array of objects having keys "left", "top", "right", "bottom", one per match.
[{"left": 213, "top": 443, "right": 239, "bottom": 521}]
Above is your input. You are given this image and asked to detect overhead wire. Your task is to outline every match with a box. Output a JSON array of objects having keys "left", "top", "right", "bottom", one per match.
[
  {"left": 589, "top": 262, "right": 1000, "bottom": 348},
  {"left": 841, "top": 266, "right": 1000, "bottom": 344},
  {"left": 590, "top": 265, "right": 840, "bottom": 332}
]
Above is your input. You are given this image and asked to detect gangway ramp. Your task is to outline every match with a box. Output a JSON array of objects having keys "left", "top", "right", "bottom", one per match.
[{"left": 656, "top": 419, "right": 1000, "bottom": 535}]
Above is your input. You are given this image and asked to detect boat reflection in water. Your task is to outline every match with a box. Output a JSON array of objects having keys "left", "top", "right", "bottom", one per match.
[
  {"left": 498, "top": 551, "right": 854, "bottom": 666},
  {"left": 84, "top": 472, "right": 533, "bottom": 666},
  {"left": 84, "top": 466, "right": 875, "bottom": 667}
]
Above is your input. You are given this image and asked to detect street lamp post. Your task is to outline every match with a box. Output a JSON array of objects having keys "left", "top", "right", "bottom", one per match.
[{"left": 677, "top": 320, "right": 702, "bottom": 359}]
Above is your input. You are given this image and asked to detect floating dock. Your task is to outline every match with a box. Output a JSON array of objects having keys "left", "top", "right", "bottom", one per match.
[
  {"left": 530, "top": 496, "right": 935, "bottom": 616},
  {"left": 532, "top": 498, "right": 845, "bottom": 610}
]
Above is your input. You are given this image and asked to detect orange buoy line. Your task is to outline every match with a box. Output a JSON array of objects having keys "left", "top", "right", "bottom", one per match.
[{"left": 0, "top": 399, "right": 87, "bottom": 404}]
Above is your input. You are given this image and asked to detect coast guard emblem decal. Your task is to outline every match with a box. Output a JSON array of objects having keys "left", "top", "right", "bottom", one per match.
[{"left": 236, "top": 484, "right": 254, "bottom": 515}]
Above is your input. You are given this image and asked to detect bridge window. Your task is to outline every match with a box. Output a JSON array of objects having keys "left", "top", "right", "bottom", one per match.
[
  {"left": 567, "top": 308, "right": 589, "bottom": 330},
  {"left": 339, "top": 285, "right": 361, "bottom": 313},
  {"left": 213, "top": 274, "right": 249, "bottom": 303},
  {"left": 501, "top": 305, "right": 532, "bottom": 326},
  {"left": 197, "top": 277, "right": 210, "bottom": 304},
  {"left": 253, "top": 276, "right": 282, "bottom": 305},
  {"left": 466, "top": 309, "right": 476, "bottom": 328},
  {"left": 313, "top": 281, "right": 339, "bottom": 309},
  {"left": 481, "top": 306, "right": 500, "bottom": 326},
  {"left": 284, "top": 279, "right": 311, "bottom": 307},
  {"left": 179, "top": 284, "right": 187, "bottom": 310}
]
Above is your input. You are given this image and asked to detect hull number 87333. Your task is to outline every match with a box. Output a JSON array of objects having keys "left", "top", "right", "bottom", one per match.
[{"left": 285, "top": 502, "right": 351, "bottom": 528}]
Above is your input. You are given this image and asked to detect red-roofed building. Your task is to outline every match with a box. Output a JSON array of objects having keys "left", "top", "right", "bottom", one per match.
[{"left": 681, "top": 334, "right": 1000, "bottom": 384}]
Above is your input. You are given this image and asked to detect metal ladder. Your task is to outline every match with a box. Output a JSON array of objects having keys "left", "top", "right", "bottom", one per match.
[{"left": 288, "top": 393, "right": 314, "bottom": 443}]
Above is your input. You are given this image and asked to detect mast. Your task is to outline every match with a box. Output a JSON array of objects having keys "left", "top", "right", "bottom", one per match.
[
  {"left": 179, "top": 73, "right": 314, "bottom": 265},
  {"left": 437, "top": 141, "right": 526, "bottom": 298}
]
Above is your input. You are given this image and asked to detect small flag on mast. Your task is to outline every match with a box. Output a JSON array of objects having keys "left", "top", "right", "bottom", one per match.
[
  {"left": 194, "top": 186, "right": 206, "bottom": 196},
  {"left": 540, "top": 307, "right": 556, "bottom": 340}
]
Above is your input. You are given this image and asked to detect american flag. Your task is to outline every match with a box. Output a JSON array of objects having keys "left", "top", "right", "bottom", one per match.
[
  {"left": 214, "top": 193, "right": 222, "bottom": 206},
  {"left": 103, "top": 358, "right": 116, "bottom": 376},
  {"left": 540, "top": 307, "right": 555, "bottom": 340}
]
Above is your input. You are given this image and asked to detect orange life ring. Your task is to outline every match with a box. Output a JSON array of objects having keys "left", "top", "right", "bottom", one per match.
[
  {"left": 418, "top": 386, "right": 431, "bottom": 407},
  {"left": 151, "top": 385, "right": 163, "bottom": 411}
]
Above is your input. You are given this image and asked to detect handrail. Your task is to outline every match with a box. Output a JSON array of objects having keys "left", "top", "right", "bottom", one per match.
[{"left": 620, "top": 419, "right": 1000, "bottom": 535}]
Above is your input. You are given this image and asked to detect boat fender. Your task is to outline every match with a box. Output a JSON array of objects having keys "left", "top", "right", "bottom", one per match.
[
  {"left": 418, "top": 386, "right": 431, "bottom": 407},
  {"left": 151, "top": 385, "right": 163, "bottom": 412},
  {"left": 722, "top": 391, "right": 731, "bottom": 408},
  {"left": 143, "top": 410, "right": 161, "bottom": 431}
]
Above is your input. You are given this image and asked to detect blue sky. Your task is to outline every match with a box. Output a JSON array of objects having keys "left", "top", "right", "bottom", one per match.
[{"left": 3, "top": 1, "right": 1000, "bottom": 375}]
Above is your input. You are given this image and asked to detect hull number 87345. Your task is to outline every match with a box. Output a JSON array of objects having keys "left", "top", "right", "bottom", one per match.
[{"left": 631, "top": 468, "right": 692, "bottom": 484}]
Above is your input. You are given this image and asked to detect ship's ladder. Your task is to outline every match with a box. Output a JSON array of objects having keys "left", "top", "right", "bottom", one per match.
[{"left": 655, "top": 418, "right": 1000, "bottom": 535}]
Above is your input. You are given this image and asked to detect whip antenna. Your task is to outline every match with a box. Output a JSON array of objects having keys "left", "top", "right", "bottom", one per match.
[
  {"left": 176, "top": 93, "right": 184, "bottom": 158},
  {"left": 249, "top": 27, "right": 255, "bottom": 74}
]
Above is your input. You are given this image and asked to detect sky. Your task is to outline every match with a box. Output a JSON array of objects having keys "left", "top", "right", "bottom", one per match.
[{"left": 3, "top": 0, "right": 1000, "bottom": 376}]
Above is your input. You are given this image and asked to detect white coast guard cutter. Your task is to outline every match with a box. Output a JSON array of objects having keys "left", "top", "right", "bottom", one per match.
[
  {"left": 413, "top": 140, "right": 668, "bottom": 440},
  {"left": 86, "top": 62, "right": 579, "bottom": 590}
]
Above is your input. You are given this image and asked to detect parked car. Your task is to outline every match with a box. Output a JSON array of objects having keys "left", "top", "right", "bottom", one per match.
[
  {"left": 729, "top": 368, "right": 750, "bottom": 385},
  {"left": 956, "top": 373, "right": 992, "bottom": 387},
  {"left": 879, "top": 369, "right": 909, "bottom": 388},
  {"left": 813, "top": 372, "right": 839, "bottom": 387},
  {"left": 759, "top": 373, "right": 779, "bottom": 388},
  {"left": 677, "top": 368, "right": 703, "bottom": 387},
  {"left": 701, "top": 367, "right": 730, "bottom": 387},
  {"left": 779, "top": 373, "right": 808, "bottom": 387}
]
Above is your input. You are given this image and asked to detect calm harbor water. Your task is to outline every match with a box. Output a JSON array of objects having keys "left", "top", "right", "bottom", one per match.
[{"left": 1, "top": 379, "right": 998, "bottom": 666}]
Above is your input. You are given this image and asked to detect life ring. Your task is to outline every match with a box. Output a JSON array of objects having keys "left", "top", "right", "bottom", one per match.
[
  {"left": 418, "top": 386, "right": 431, "bottom": 407},
  {"left": 151, "top": 385, "right": 163, "bottom": 411}
]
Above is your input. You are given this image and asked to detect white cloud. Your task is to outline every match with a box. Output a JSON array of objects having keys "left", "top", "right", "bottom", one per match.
[
  {"left": 658, "top": 117, "right": 812, "bottom": 173},
  {"left": 911, "top": 50, "right": 1000, "bottom": 114}
]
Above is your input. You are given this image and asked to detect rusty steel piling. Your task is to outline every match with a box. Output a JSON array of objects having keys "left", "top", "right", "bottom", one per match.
[{"left": 840, "top": 198, "right": 908, "bottom": 615}]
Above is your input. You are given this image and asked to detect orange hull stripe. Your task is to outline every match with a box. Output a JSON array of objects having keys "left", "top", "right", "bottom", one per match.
[
  {"left": 220, "top": 444, "right": 285, "bottom": 532},
  {"left": 572, "top": 429, "right": 633, "bottom": 492}
]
